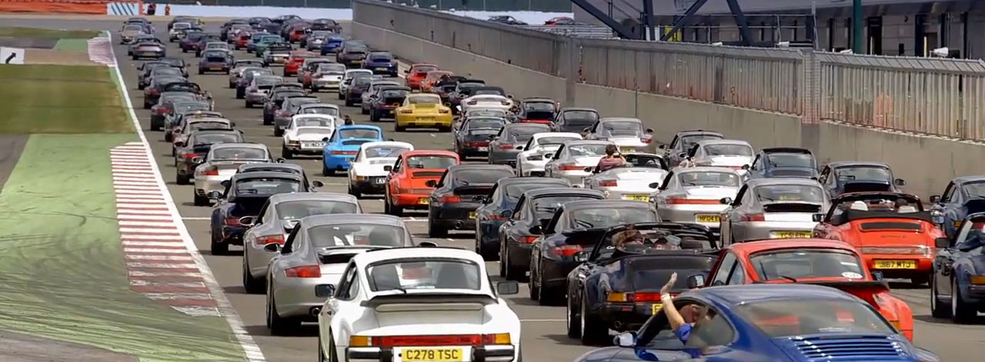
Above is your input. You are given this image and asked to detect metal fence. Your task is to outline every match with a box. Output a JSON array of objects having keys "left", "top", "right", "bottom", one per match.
[{"left": 352, "top": 0, "right": 985, "bottom": 141}]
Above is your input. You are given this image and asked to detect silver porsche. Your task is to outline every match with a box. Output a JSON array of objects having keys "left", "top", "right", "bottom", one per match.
[
  {"left": 718, "top": 178, "right": 828, "bottom": 245},
  {"left": 650, "top": 166, "right": 743, "bottom": 235}
]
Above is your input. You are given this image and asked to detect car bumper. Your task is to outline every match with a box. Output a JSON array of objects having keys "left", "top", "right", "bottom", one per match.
[
  {"left": 392, "top": 193, "right": 431, "bottom": 208},
  {"left": 862, "top": 254, "right": 933, "bottom": 278},
  {"left": 507, "top": 242, "right": 533, "bottom": 269},
  {"left": 312, "top": 79, "right": 341, "bottom": 89},
  {"left": 553, "top": 170, "right": 590, "bottom": 187},
  {"left": 324, "top": 155, "right": 355, "bottom": 170},
  {"left": 395, "top": 114, "right": 453, "bottom": 128},
  {"left": 596, "top": 302, "right": 662, "bottom": 331},
  {"left": 272, "top": 276, "right": 338, "bottom": 319},
  {"left": 488, "top": 151, "right": 521, "bottom": 165},
  {"left": 519, "top": 160, "right": 548, "bottom": 176},
  {"left": 245, "top": 92, "right": 267, "bottom": 103},
  {"left": 220, "top": 224, "right": 248, "bottom": 245},
  {"left": 133, "top": 51, "right": 164, "bottom": 58},
  {"left": 372, "top": 107, "right": 398, "bottom": 118},
  {"left": 458, "top": 146, "right": 491, "bottom": 157},
  {"left": 729, "top": 221, "right": 818, "bottom": 242},
  {"left": 245, "top": 242, "right": 280, "bottom": 279},
  {"left": 658, "top": 205, "right": 727, "bottom": 231},
  {"left": 351, "top": 177, "right": 387, "bottom": 193},
  {"left": 430, "top": 204, "right": 480, "bottom": 230},
  {"left": 601, "top": 189, "right": 653, "bottom": 203},
  {"left": 201, "top": 66, "right": 230, "bottom": 72},
  {"left": 176, "top": 161, "right": 197, "bottom": 176},
  {"left": 965, "top": 284, "right": 985, "bottom": 302},
  {"left": 540, "top": 257, "right": 578, "bottom": 287},
  {"left": 194, "top": 176, "right": 229, "bottom": 196},
  {"left": 347, "top": 345, "right": 515, "bottom": 362},
  {"left": 274, "top": 117, "right": 292, "bottom": 128}
]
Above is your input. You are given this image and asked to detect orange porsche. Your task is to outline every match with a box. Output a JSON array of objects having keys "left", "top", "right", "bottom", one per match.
[
  {"left": 404, "top": 63, "right": 439, "bottom": 90},
  {"left": 695, "top": 239, "right": 914, "bottom": 341},
  {"left": 283, "top": 50, "right": 313, "bottom": 77},
  {"left": 421, "top": 70, "right": 454, "bottom": 93},
  {"left": 812, "top": 192, "right": 945, "bottom": 286},
  {"left": 383, "top": 150, "right": 460, "bottom": 216}
]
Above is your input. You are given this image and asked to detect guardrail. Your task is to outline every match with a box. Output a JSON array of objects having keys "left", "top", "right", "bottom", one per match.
[
  {"left": 516, "top": 25, "right": 615, "bottom": 39},
  {"left": 353, "top": 0, "right": 985, "bottom": 141}
]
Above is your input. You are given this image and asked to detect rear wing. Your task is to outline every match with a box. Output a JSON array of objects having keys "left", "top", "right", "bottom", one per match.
[{"left": 359, "top": 293, "right": 497, "bottom": 309}]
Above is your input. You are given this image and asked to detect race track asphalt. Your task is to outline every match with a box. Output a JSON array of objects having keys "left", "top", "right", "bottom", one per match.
[{"left": 5, "top": 15, "right": 985, "bottom": 362}]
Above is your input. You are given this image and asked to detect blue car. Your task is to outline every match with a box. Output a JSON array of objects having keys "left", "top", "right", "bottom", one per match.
[
  {"left": 930, "top": 175, "right": 985, "bottom": 238},
  {"left": 578, "top": 284, "right": 938, "bottom": 362},
  {"left": 320, "top": 35, "right": 345, "bottom": 55},
  {"left": 473, "top": 177, "right": 571, "bottom": 260},
  {"left": 321, "top": 125, "right": 385, "bottom": 176},
  {"left": 361, "top": 51, "right": 398, "bottom": 76},
  {"left": 931, "top": 211, "right": 985, "bottom": 323}
]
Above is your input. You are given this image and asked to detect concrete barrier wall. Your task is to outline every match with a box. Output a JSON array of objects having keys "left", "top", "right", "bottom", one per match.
[{"left": 352, "top": 1, "right": 985, "bottom": 198}]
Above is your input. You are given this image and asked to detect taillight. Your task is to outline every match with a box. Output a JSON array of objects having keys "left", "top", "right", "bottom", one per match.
[
  {"left": 598, "top": 180, "right": 617, "bottom": 187},
  {"left": 284, "top": 265, "right": 321, "bottom": 278},
  {"left": 667, "top": 197, "right": 719, "bottom": 205},
  {"left": 559, "top": 164, "right": 582, "bottom": 171},
  {"left": 183, "top": 152, "right": 198, "bottom": 159},
  {"left": 202, "top": 167, "right": 219, "bottom": 176},
  {"left": 438, "top": 109, "right": 450, "bottom": 114},
  {"left": 467, "top": 100, "right": 477, "bottom": 105},
  {"left": 641, "top": 137, "right": 652, "bottom": 144},
  {"left": 156, "top": 107, "right": 169, "bottom": 115},
  {"left": 498, "top": 143, "right": 513, "bottom": 150},
  {"left": 400, "top": 109, "right": 413, "bottom": 114},
  {"left": 552, "top": 244, "right": 582, "bottom": 256},
  {"left": 488, "top": 214, "right": 507, "bottom": 221},
  {"left": 741, "top": 213, "right": 766, "bottom": 222},
  {"left": 255, "top": 234, "right": 285, "bottom": 247},
  {"left": 520, "top": 236, "right": 538, "bottom": 244},
  {"left": 607, "top": 292, "right": 671, "bottom": 302},
  {"left": 330, "top": 151, "right": 357, "bottom": 155},
  {"left": 349, "top": 333, "right": 510, "bottom": 348},
  {"left": 224, "top": 217, "right": 240, "bottom": 226},
  {"left": 148, "top": 88, "right": 159, "bottom": 95},
  {"left": 441, "top": 195, "right": 461, "bottom": 203}
]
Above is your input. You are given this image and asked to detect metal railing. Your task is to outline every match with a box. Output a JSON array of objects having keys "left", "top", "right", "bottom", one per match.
[
  {"left": 352, "top": 0, "right": 985, "bottom": 141},
  {"left": 516, "top": 25, "right": 616, "bottom": 39}
]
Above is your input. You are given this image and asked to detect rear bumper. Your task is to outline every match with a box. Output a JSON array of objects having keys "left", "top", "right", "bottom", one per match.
[
  {"left": 272, "top": 276, "right": 336, "bottom": 319},
  {"left": 324, "top": 155, "right": 355, "bottom": 170},
  {"left": 392, "top": 193, "right": 431, "bottom": 208},
  {"left": 430, "top": 204, "right": 480, "bottom": 230},
  {"left": 351, "top": 178, "right": 387, "bottom": 193},
  {"left": 862, "top": 254, "right": 933, "bottom": 278},
  {"left": 597, "top": 302, "right": 661, "bottom": 331},
  {"left": 729, "top": 221, "right": 818, "bottom": 242},
  {"left": 347, "top": 345, "right": 515, "bottom": 362}
]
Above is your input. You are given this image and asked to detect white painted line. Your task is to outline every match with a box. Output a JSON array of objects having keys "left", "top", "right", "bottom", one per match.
[
  {"left": 181, "top": 216, "right": 211, "bottom": 221},
  {"left": 110, "top": 162, "right": 154, "bottom": 167},
  {"left": 113, "top": 185, "right": 161, "bottom": 190},
  {"left": 519, "top": 319, "right": 566, "bottom": 322},
  {"left": 106, "top": 31, "right": 267, "bottom": 361},
  {"left": 113, "top": 177, "right": 158, "bottom": 182},
  {"left": 128, "top": 270, "right": 203, "bottom": 278},
  {"left": 114, "top": 181, "right": 159, "bottom": 187},
  {"left": 119, "top": 228, "right": 179, "bottom": 234},
  {"left": 118, "top": 221, "right": 176, "bottom": 227},
  {"left": 113, "top": 170, "right": 154, "bottom": 175},
  {"left": 112, "top": 167, "right": 154, "bottom": 172},
  {"left": 117, "top": 203, "right": 170, "bottom": 210},
  {"left": 120, "top": 234, "right": 184, "bottom": 241},
  {"left": 118, "top": 209, "right": 173, "bottom": 215},
  {"left": 126, "top": 254, "right": 194, "bottom": 261},
  {"left": 114, "top": 188, "right": 162, "bottom": 193},
  {"left": 110, "top": 156, "right": 150, "bottom": 160},
  {"left": 144, "top": 293, "right": 213, "bottom": 300},
  {"left": 126, "top": 262, "right": 200, "bottom": 269},
  {"left": 115, "top": 194, "right": 166, "bottom": 200},
  {"left": 118, "top": 215, "right": 174, "bottom": 221},
  {"left": 117, "top": 199, "right": 168, "bottom": 204},
  {"left": 130, "top": 279, "right": 206, "bottom": 288},
  {"left": 171, "top": 306, "right": 222, "bottom": 317},
  {"left": 122, "top": 241, "right": 186, "bottom": 248},
  {"left": 124, "top": 247, "right": 191, "bottom": 254}
]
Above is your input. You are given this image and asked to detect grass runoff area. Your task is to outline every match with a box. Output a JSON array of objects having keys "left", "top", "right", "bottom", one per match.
[
  {"left": 0, "top": 27, "right": 247, "bottom": 360},
  {"left": 0, "top": 27, "right": 99, "bottom": 39}
]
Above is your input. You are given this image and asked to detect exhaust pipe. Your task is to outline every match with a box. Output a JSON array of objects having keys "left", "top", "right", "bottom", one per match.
[
  {"left": 454, "top": 221, "right": 464, "bottom": 229},
  {"left": 613, "top": 321, "right": 623, "bottom": 330},
  {"left": 310, "top": 307, "right": 321, "bottom": 316}
]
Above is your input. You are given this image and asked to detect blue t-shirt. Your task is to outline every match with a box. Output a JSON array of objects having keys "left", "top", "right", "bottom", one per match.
[{"left": 633, "top": 324, "right": 703, "bottom": 361}]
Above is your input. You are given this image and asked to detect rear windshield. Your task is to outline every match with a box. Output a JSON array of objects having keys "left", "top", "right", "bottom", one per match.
[
  {"left": 338, "top": 128, "right": 380, "bottom": 139},
  {"left": 754, "top": 184, "right": 824, "bottom": 203},
  {"left": 835, "top": 166, "right": 891, "bottom": 183},
  {"left": 406, "top": 156, "right": 456, "bottom": 169},
  {"left": 525, "top": 102, "right": 555, "bottom": 111},
  {"left": 570, "top": 207, "right": 657, "bottom": 229},
  {"left": 750, "top": 250, "right": 864, "bottom": 281},
  {"left": 468, "top": 119, "right": 505, "bottom": 129},
  {"left": 766, "top": 152, "right": 815, "bottom": 168},
  {"left": 235, "top": 178, "right": 301, "bottom": 195},
  {"left": 604, "top": 121, "right": 643, "bottom": 136},
  {"left": 367, "top": 258, "right": 480, "bottom": 291},
  {"left": 206, "top": 56, "right": 227, "bottom": 62},
  {"left": 678, "top": 171, "right": 740, "bottom": 187},
  {"left": 189, "top": 122, "right": 229, "bottom": 131},
  {"left": 539, "top": 136, "right": 580, "bottom": 146},
  {"left": 474, "top": 89, "right": 505, "bottom": 96},
  {"left": 508, "top": 127, "right": 550, "bottom": 142},
  {"left": 212, "top": 148, "right": 267, "bottom": 160},
  {"left": 175, "top": 103, "right": 210, "bottom": 113},
  {"left": 703, "top": 144, "right": 753, "bottom": 156},
  {"left": 381, "top": 89, "right": 409, "bottom": 99},
  {"left": 300, "top": 107, "right": 339, "bottom": 117},
  {"left": 680, "top": 134, "right": 723, "bottom": 150},
  {"left": 734, "top": 300, "right": 893, "bottom": 338},
  {"left": 505, "top": 183, "right": 559, "bottom": 200},
  {"left": 563, "top": 110, "right": 598, "bottom": 123},
  {"left": 294, "top": 117, "right": 335, "bottom": 127},
  {"left": 533, "top": 195, "right": 600, "bottom": 217},
  {"left": 275, "top": 200, "right": 358, "bottom": 220},
  {"left": 309, "top": 224, "right": 406, "bottom": 247},
  {"left": 364, "top": 145, "right": 411, "bottom": 158},
  {"left": 408, "top": 96, "right": 440, "bottom": 105},
  {"left": 456, "top": 169, "right": 514, "bottom": 185},
  {"left": 193, "top": 133, "right": 241, "bottom": 145},
  {"left": 568, "top": 144, "right": 608, "bottom": 157}
]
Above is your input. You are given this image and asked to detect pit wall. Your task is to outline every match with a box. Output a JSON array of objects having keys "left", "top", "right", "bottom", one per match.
[{"left": 354, "top": 19, "right": 985, "bottom": 198}]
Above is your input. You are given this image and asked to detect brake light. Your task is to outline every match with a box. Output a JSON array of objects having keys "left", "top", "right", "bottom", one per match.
[
  {"left": 156, "top": 107, "right": 169, "bottom": 115},
  {"left": 148, "top": 88, "right": 159, "bottom": 95},
  {"left": 667, "top": 197, "right": 719, "bottom": 205},
  {"left": 202, "top": 167, "right": 219, "bottom": 176},
  {"left": 350, "top": 333, "right": 509, "bottom": 348},
  {"left": 607, "top": 292, "right": 670, "bottom": 302},
  {"left": 438, "top": 109, "right": 450, "bottom": 114},
  {"left": 494, "top": 144, "right": 512, "bottom": 151},
  {"left": 330, "top": 151, "right": 357, "bottom": 155},
  {"left": 559, "top": 164, "right": 583, "bottom": 171},
  {"left": 255, "top": 234, "right": 285, "bottom": 247},
  {"left": 552, "top": 244, "right": 582, "bottom": 256},
  {"left": 284, "top": 265, "right": 321, "bottom": 278},
  {"left": 467, "top": 100, "right": 477, "bottom": 105},
  {"left": 183, "top": 152, "right": 199, "bottom": 159},
  {"left": 520, "top": 236, "right": 538, "bottom": 244},
  {"left": 441, "top": 195, "right": 461, "bottom": 203},
  {"left": 400, "top": 109, "right": 413, "bottom": 114},
  {"left": 488, "top": 214, "right": 507, "bottom": 221},
  {"left": 224, "top": 217, "right": 240, "bottom": 226},
  {"left": 598, "top": 180, "right": 617, "bottom": 187},
  {"left": 741, "top": 213, "right": 766, "bottom": 222},
  {"left": 641, "top": 137, "right": 652, "bottom": 144}
]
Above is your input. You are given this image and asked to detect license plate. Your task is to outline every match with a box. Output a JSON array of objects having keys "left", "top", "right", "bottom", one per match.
[
  {"left": 619, "top": 147, "right": 635, "bottom": 153},
  {"left": 418, "top": 198, "right": 429, "bottom": 205},
  {"left": 873, "top": 260, "right": 917, "bottom": 269},
  {"left": 469, "top": 212, "right": 476, "bottom": 219},
  {"left": 652, "top": 303, "right": 663, "bottom": 315},
  {"left": 420, "top": 118, "right": 435, "bottom": 122},
  {"left": 374, "top": 178, "right": 386, "bottom": 184},
  {"left": 401, "top": 347, "right": 463, "bottom": 362},
  {"left": 376, "top": 67, "right": 388, "bottom": 71},
  {"left": 210, "top": 66, "right": 222, "bottom": 70},
  {"left": 695, "top": 214, "right": 720, "bottom": 223},
  {"left": 774, "top": 231, "right": 811, "bottom": 238},
  {"left": 303, "top": 142, "right": 325, "bottom": 148},
  {"left": 478, "top": 147, "right": 489, "bottom": 152},
  {"left": 624, "top": 195, "right": 650, "bottom": 202}
]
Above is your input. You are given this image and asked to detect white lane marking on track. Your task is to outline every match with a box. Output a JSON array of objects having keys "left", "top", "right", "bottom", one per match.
[
  {"left": 106, "top": 31, "right": 267, "bottom": 362},
  {"left": 130, "top": 280, "right": 206, "bottom": 288},
  {"left": 122, "top": 241, "right": 186, "bottom": 248},
  {"left": 126, "top": 262, "right": 200, "bottom": 269},
  {"left": 117, "top": 209, "right": 173, "bottom": 215},
  {"left": 181, "top": 216, "right": 211, "bottom": 221},
  {"left": 128, "top": 270, "right": 202, "bottom": 277},
  {"left": 117, "top": 204, "right": 170, "bottom": 210},
  {"left": 126, "top": 255, "right": 195, "bottom": 261},
  {"left": 172, "top": 306, "right": 222, "bottom": 317},
  {"left": 119, "top": 228, "right": 180, "bottom": 234},
  {"left": 144, "top": 293, "right": 214, "bottom": 300},
  {"left": 119, "top": 220, "right": 179, "bottom": 227},
  {"left": 118, "top": 215, "right": 175, "bottom": 221},
  {"left": 120, "top": 235, "right": 184, "bottom": 241},
  {"left": 124, "top": 248, "right": 192, "bottom": 254}
]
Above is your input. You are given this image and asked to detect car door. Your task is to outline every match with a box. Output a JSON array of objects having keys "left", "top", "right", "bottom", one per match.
[
  {"left": 385, "top": 155, "right": 404, "bottom": 195},
  {"left": 708, "top": 251, "right": 738, "bottom": 286},
  {"left": 719, "top": 185, "right": 748, "bottom": 246},
  {"left": 320, "top": 262, "right": 356, "bottom": 346},
  {"left": 545, "top": 144, "right": 566, "bottom": 177}
]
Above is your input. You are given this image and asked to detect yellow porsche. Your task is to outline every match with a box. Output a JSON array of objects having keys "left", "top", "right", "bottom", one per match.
[{"left": 394, "top": 93, "right": 453, "bottom": 132}]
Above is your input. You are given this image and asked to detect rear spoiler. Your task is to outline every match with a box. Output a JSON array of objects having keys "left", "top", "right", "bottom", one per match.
[
  {"left": 562, "top": 227, "right": 609, "bottom": 246},
  {"left": 756, "top": 279, "right": 889, "bottom": 290},
  {"left": 359, "top": 293, "right": 497, "bottom": 308}
]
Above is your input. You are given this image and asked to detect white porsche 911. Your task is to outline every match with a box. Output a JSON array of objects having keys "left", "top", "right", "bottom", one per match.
[
  {"left": 515, "top": 132, "right": 582, "bottom": 177},
  {"left": 347, "top": 141, "right": 414, "bottom": 198},
  {"left": 281, "top": 114, "right": 339, "bottom": 159},
  {"left": 316, "top": 247, "right": 522, "bottom": 362}
]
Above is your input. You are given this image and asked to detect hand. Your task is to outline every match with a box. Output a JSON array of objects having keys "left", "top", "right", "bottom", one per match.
[{"left": 660, "top": 272, "right": 677, "bottom": 296}]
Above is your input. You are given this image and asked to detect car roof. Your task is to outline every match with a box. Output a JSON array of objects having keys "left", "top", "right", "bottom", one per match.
[
  {"left": 496, "top": 176, "right": 569, "bottom": 186},
  {"left": 338, "top": 124, "right": 382, "bottom": 131},
  {"left": 828, "top": 161, "right": 890, "bottom": 169},
  {"left": 400, "top": 150, "right": 457, "bottom": 158},
  {"left": 504, "top": 123, "right": 552, "bottom": 131},
  {"left": 239, "top": 162, "right": 303, "bottom": 171},
  {"left": 359, "top": 141, "right": 413, "bottom": 151},
  {"left": 696, "top": 139, "right": 752, "bottom": 146},
  {"left": 742, "top": 178, "right": 822, "bottom": 188},
  {"left": 301, "top": 213, "right": 404, "bottom": 228},
  {"left": 560, "top": 107, "right": 598, "bottom": 113},
  {"left": 692, "top": 284, "right": 861, "bottom": 306},
  {"left": 531, "top": 132, "right": 581, "bottom": 140},
  {"left": 299, "top": 103, "right": 339, "bottom": 109},
  {"left": 761, "top": 147, "right": 812, "bottom": 154},
  {"left": 726, "top": 239, "right": 859, "bottom": 257},
  {"left": 561, "top": 139, "right": 611, "bottom": 146},
  {"left": 447, "top": 164, "right": 514, "bottom": 173},
  {"left": 952, "top": 175, "right": 985, "bottom": 184},
  {"left": 211, "top": 142, "right": 266, "bottom": 150},
  {"left": 600, "top": 117, "right": 642, "bottom": 123},
  {"left": 351, "top": 246, "right": 482, "bottom": 267},
  {"left": 677, "top": 129, "right": 723, "bottom": 136},
  {"left": 672, "top": 166, "right": 741, "bottom": 174},
  {"left": 521, "top": 188, "right": 603, "bottom": 199},
  {"left": 231, "top": 171, "right": 302, "bottom": 181},
  {"left": 561, "top": 199, "right": 652, "bottom": 211},
  {"left": 267, "top": 192, "right": 358, "bottom": 204}
]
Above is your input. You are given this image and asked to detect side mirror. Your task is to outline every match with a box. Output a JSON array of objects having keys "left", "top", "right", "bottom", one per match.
[
  {"left": 812, "top": 213, "right": 824, "bottom": 222},
  {"left": 425, "top": 180, "right": 437, "bottom": 187},
  {"left": 528, "top": 225, "right": 543, "bottom": 235},
  {"left": 311, "top": 180, "right": 324, "bottom": 188},
  {"left": 320, "top": 284, "right": 336, "bottom": 297},
  {"left": 583, "top": 166, "right": 593, "bottom": 173},
  {"left": 894, "top": 178, "right": 906, "bottom": 186},
  {"left": 207, "top": 191, "right": 222, "bottom": 200},
  {"left": 935, "top": 237, "right": 950, "bottom": 248},
  {"left": 929, "top": 195, "right": 941, "bottom": 203},
  {"left": 384, "top": 165, "right": 393, "bottom": 172},
  {"left": 238, "top": 216, "right": 255, "bottom": 226},
  {"left": 175, "top": 141, "right": 187, "bottom": 147},
  {"left": 658, "top": 144, "right": 666, "bottom": 149},
  {"left": 507, "top": 94, "right": 514, "bottom": 99},
  {"left": 500, "top": 210, "right": 512, "bottom": 218},
  {"left": 687, "top": 274, "right": 706, "bottom": 289},
  {"left": 322, "top": 137, "right": 329, "bottom": 142},
  {"left": 496, "top": 281, "right": 519, "bottom": 295},
  {"left": 191, "top": 156, "right": 204, "bottom": 164},
  {"left": 582, "top": 127, "right": 591, "bottom": 133},
  {"left": 220, "top": 180, "right": 231, "bottom": 188},
  {"left": 645, "top": 128, "right": 654, "bottom": 134},
  {"left": 871, "top": 271, "right": 884, "bottom": 281},
  {"left": 613, "top": 332, "right": 636, "bottom": 348},
  {"left": 678, "top": 153, "right": 687, "bottom": 159},
  {"left": 263, "top": 243, "right": 282, "bottom": 252},
  {"left": 648, "top": 182, "right": 661, "bottom": 189},
  {"left": 719, "top": 197, "right": 732, "bottom": 205},
  {"left": 741, "top": 164, "right": 750, "bottom": 170},
  {"left": 404, "top": 69, "right": 410, "bottom": 73},
  {"left": 515, "top": 145, "right": 523, "bottom": 150},
  {"left": 417, "top": 241, "right": 438, "bottom": 247},
  {"left": 276, "top": 158, "right": 286, "bottom": 163},
  {"left": 573, "top": 251, "right": 589, "bottom": 262}
]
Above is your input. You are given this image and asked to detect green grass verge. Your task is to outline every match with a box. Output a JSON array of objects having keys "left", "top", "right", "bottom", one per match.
[
  {"left": 0, "top": 27, "right": 99, "bottom": 39},
  {"left": 53, "top": 39, "right": 90, "bottom": 52},
  {"left": 0, "top": 135, "right": 245, "bottom": 361},
  {"left": 0, "top": 65, "right": 132, "bottom": 134}
]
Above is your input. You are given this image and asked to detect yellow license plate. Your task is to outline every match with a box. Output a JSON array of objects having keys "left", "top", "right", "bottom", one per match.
[
  {"left": 401, "top": 347, "right": 463, "bottom": 361},
  {"left": 210, "top": 67, "right": 222, "bottom": 70},
  {"left": 624, "top": 195, "right": 650, "bottom": 202},
  {"left": 469, "top": 212, "right": 476, "bottom": 219},
  {"left": 419, "top": 118, "right": 435, "bottom": 122},
  {"left": 619, "top": 147, "right": 635, "bottom": 153},
  {"left": 695, "top": 214, "right": 720, "bottom": 223},
  {"left": 418, "top": 198, "right": 429, "bottom": 205},
  {"left": 873, "top": 260, "right": 917, "bottom": 269},
  {"left": 775, "top": 231, "right": 811, "bottom": 238},
  {"left": 652, "top": 303, "right": 663, "bottom": 315}
]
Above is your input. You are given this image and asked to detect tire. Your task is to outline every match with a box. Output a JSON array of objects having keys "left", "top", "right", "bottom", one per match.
[
  {"left": 263, "top": 115, "right": 272, "bottom": 126},
  {"left": 322, "top": 162, "right": 333, "bottom": 177},
  {"left": 347, "top": 182, "right": 362, "bottom": 198},
  {"left": 338, "top": 92, "right": 344, "bottom": 100},
  {"left": 344, "top": 99, "right": 353, "bottom": 107},
  {"left": 266, "top": 292, "right": 299, "bottom": 336},
  {"left": 210, "top": 231, "right": 229, "bottom": 255},
  {"left": 274, "top": 128, "right": 283, "bottom": 137},
  {"left": 395, "top": 124, "right": 406, "bottom": 132},
  {"left": 580, "top": 293, "right": 608, "bottom": 345},
  {"left": 164, "top": 132, "right": 172, "bottom": 142},
  {"left": 361, "top": 105, "right": 369, "bottom": 115},
  {"left": 193, "top": 193, "right": 209, "bottom": 207},
  {"left": 182, "top": 48, "right": 187, "bottom": 53},
  {"left": 428, "top": 219, "right": 448, "bottom": 238},
  {"left": 242, "top": 256, "right": 265, "bottom": 294},
  {"left": 566, "top": 292, "right": 582, "bottom": 338},
  {"left": 528, "top": 260, "right": 540, "bottom": 301},
  {"left": 369, "top": 110, "right": 377, "bottom": 122},
  {"left": 952, "top": 278, "right": 976, "bottom": 323},
  {"left": 150, "top": 123, "right": 161, "bottom": 131},
  {"left": 281, "top": 144, "right": 293, "bottom": 159},
  {"left": 198, "top": 69, "right": 204, "bottom": 75},
  {"left": 538, "top": 275, "right": 564, "bottom": 306},
  {"left": 132, "top": 55, "right": 137, "bottom": 60},
  {"left": 311, "top": 85, "right": 319, "bottom": 92},
  {"left": 911, "top": 275, "right": 929, "bottom": 286},
  {"left": 143, "top": 101, "right": 151, "bottom": 110},
  {"left": 228, "top": 82, "right": 235, "bottom": 89},
  {"left": 245, "top": 101, "right": 252, "bottom": 108},
  {"left": 236, "top": 89, "right": 245, "bottom": 99},
  {"left": 176, "top": 172, "right": 190, "bottom": 185},
  {"left": 327, "top": 331, "right": 339, "bottom": 362},
  {"left": 930, "top": 275, "right": 949, "bottom": 318},
  {"left": 502, "top": 243, "right": 525, "bottom": 281}
]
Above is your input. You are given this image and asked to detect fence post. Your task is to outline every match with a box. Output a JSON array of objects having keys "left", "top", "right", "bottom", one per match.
[{"left": 801, "top": 50, "right": 822, "bottom": 152}]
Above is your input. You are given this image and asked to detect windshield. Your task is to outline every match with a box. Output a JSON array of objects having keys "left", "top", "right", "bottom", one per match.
[
  {"left": 318, "top": 64, "right": 346, "bottom": 74},
  {"left": 212, "top": 147, "right": 267, "bottom": 160},
  {"left": 414, "top": 66, "right": 438, "bottom": 73},
  {"left": 365, "top": 146, "right": 411, "bottom": 158},
  {"left": 509, "top": 127, "right": 549, "bottom": 142},
  {"left": 408, "top": 96, "right": 440, "bottom": 105},
  {"left": 474, "top": 89, "right": 505, "bottom": 96},
  {"left": 275, "top": 200, "right": 358, "bottom": 220},
  {"left": 174, "top": 23, "right": 191, "bottom": 29},
  {"left": 381, "top": 89, "right": 409, "bottom": 99},
  {"left": 767, "top": 152, "right": 814, "bottom": 168},
  {"left": 734, "top": 299, "right": 893, "bottom": 338},
  {"left": 563, "top": 111, "right": 598, "bottom": 124},
  {"left": 505, "top": 183, "right": 555, "bottom": 200},
  {"left": 467, "top": 110, "right": 507, "bottom": 118},
  {"left": 571, "top": 207, "right": 658, "bottom": 229},
  {"left": 369, "top": 53, "right": 393, "bottom": 61},
  {"left": 189, "top": 122, "right": 229, "bottom": 131},
  {"left": 568, "top": 144, "right": 608, "bottom": 157},
  {"left": 301, "top": 107, "right": 339, "bottom": 116},
  {"left": 755, "top": 185, "right": 825, "bottom": 203},
  {"left": 338, "top": 128, "right": 380, "bottom": 139},
  {"left": 406, "top": 156, "right": 456, "bottom": 169},
  {"left": 678, "top": 171, "right": 740, "bottom": 187},
  {"left": 235, "top": 178, "right": 300, "bottom": 196},
  {"left": 539, "top": 136, "right": 580, "bottom": 146},
  {"left": 703, "top": 144, "right": 753, "bottom": 157},
  {"left": 751, "top": 249, "right": 864, "bottom": 281},
  {"left": 124, "top": 25, "right": 143, "bottom": 31},
  {"left": 256, "top": 77, "right": 280, "bottom": 86},
  {"left": 175, "top": 103, "right": 210, "bottom": 113},
  {"left": 367, "top": 258, "right": 481, "bottom": 291},
  {"left": 457, "top": 169, "right": 514, "bottom": 184},
  {"left": 604, "top": 121, "right": 643, "bottom": 136},
  {"left": 193, "top": 133, "right": 240, "bottom": 145},
  {"left": 836, "top": 166, "right": 892, "bottom": 183},
  {"left": 207, "top": 43, "right": 226, "bottom": 49},
  {"left": 308, "top": 224, "right": 406, "bottom": 247},
  {"left": 533, "top": 196, "right": 597, "bottom": 217},
  {"left": 468, "top": 119, "right": 505, "bottom": 129},
  {"left": 294, "top": 117, "right": 334, "bottom": 127}
]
